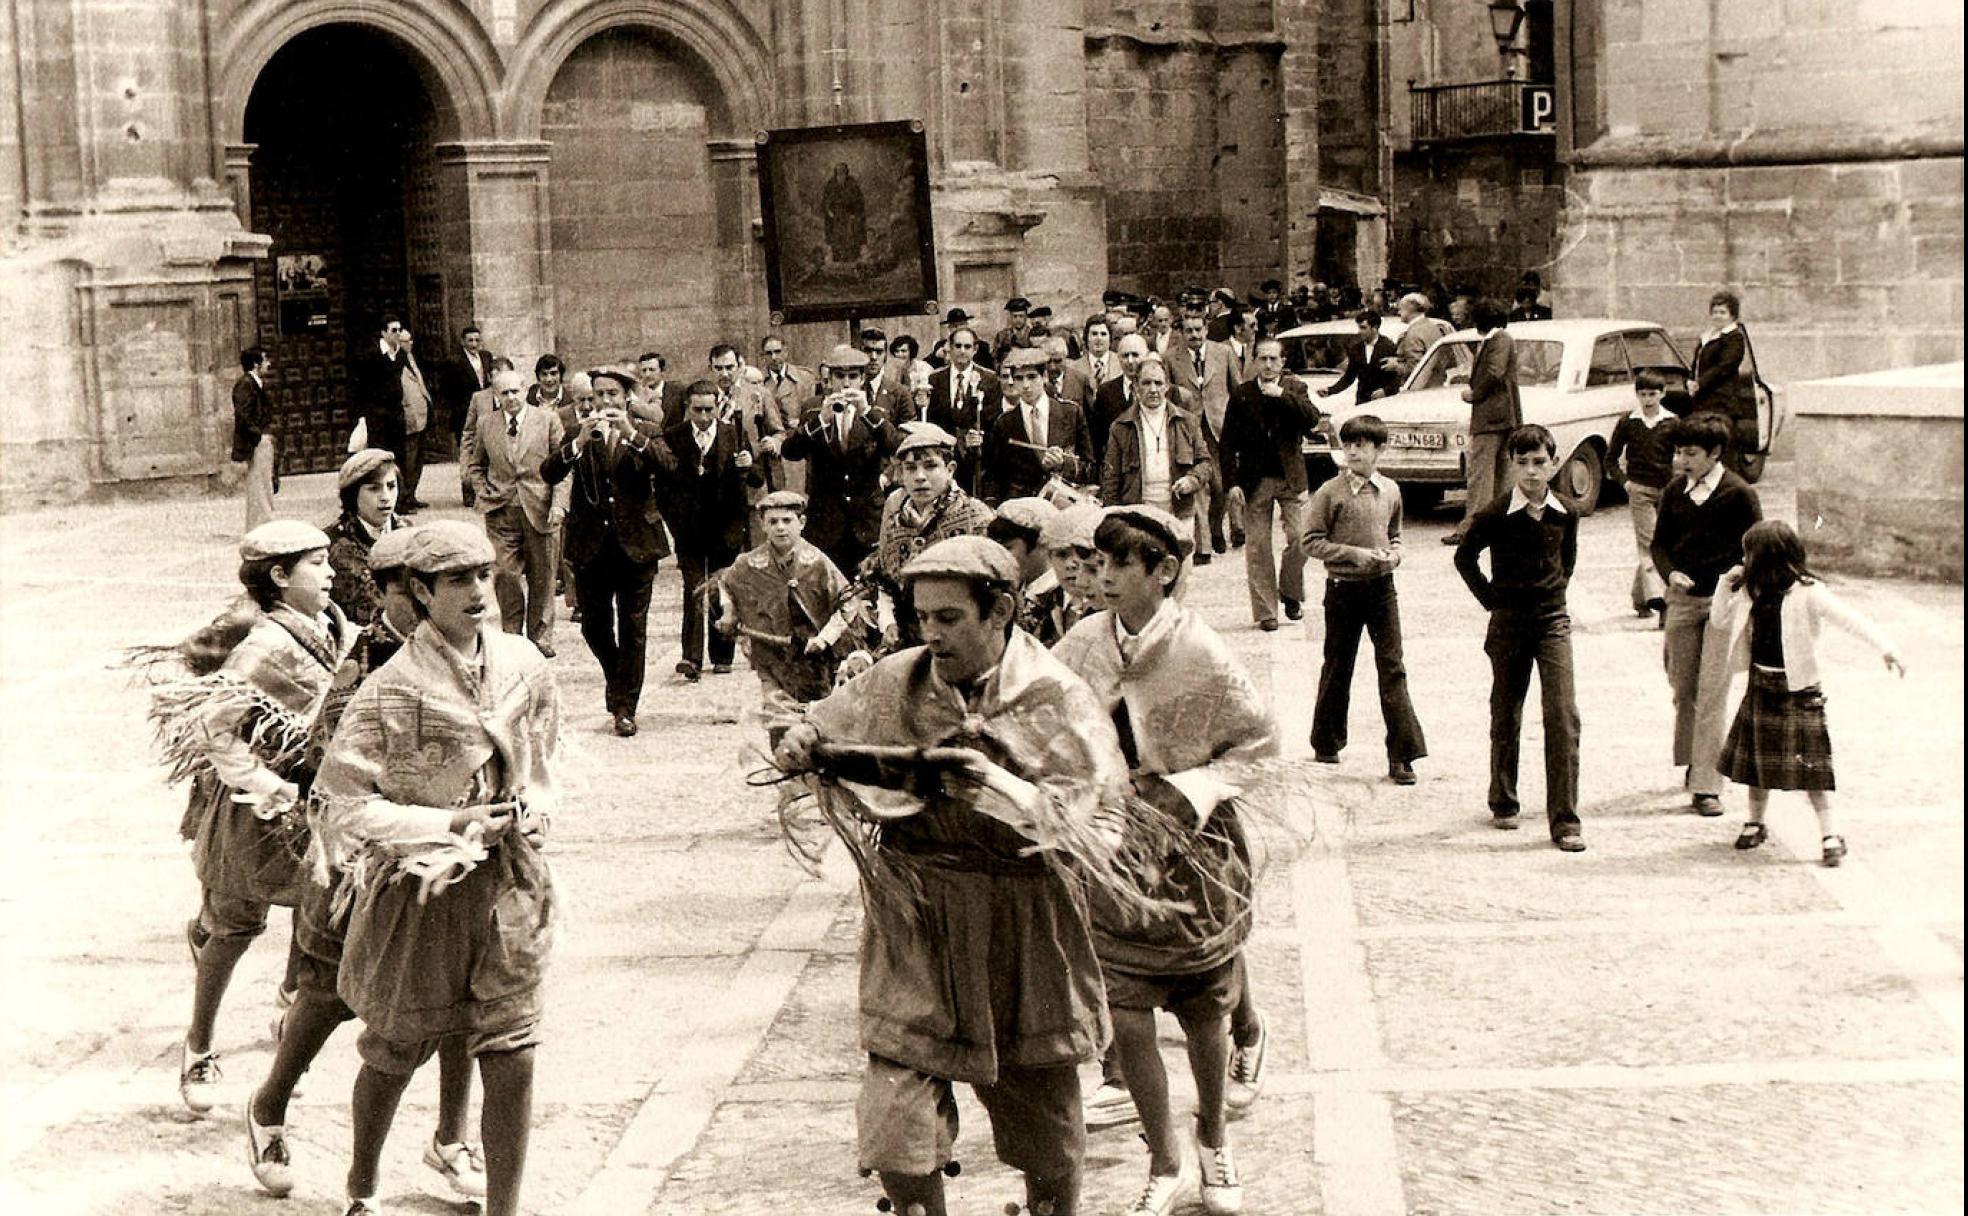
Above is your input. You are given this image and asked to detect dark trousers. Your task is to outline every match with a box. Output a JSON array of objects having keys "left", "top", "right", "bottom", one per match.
[
  {"left": 678, "top": 548, "right": 737, "bottom": 670},
  {"left": 573, "top": 543, "right": 658, "bottom": 716},
  {"left": 399, "top": 429, "right": 425, "bottom": 503},
  {"left": 1484, "top": 608, "right": 1581, "bottom": 835},
  {"left": 1310, "top": 576, "right": 1427, "bottom": 763}
]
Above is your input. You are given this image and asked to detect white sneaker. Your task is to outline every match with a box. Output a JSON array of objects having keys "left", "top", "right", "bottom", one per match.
[
  {"left": 1127, "top": 1161, "right": 1194, "bottom": 1215},
  {"left": 244, "top": 1096, "right": 293, "bottom": 1196},
  {"left": 343, "top": 1198, "right": 381, "bottom": 1216},
  {"left": 423, "top": 1137, "right": 488, "bottom": 1200},
  {"left": 1225, "top": 1010, "right": 1268, "bottom": 1115},
  {"left": 1194, "top": 1127, "right": 1245, "bottom": 1215},
  {"left": 1084, "top": 1078, "right": 1138, "bottom": 1130},
  {"left": 178, "top": 1042, "right": 221, "bottom": 1115}
]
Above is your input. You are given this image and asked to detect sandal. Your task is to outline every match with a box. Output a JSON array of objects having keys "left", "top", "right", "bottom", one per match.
[
  {"left": 1821, "top": 835, "right": 1847, "bottom": 867},
  {"left": 1734, "top": 823, "right": 1768, "bottom": 851}
]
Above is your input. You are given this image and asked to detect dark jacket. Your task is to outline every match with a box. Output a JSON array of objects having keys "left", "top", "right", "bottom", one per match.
[
  {"left": 1691, "top": 328, "right": 1755, "bottom": 423},
  {"left": 778, "top": 405, "right": 898, "bottom": 555},
  {"left": 1100, "top": 402, "right": 1212, "bottom": 518},
  {"left": 543, "top": 430, "right": 673, "bottom": 566},
  {"left": 1651, "top": 467, "right": 1762, "bottom": 597},
  {"left": 1324, "top": 334, "right": 1401, "bottom": 405},
  {"left": 925, "top": 364, "right": 1003, "bottom": 493},
  {"left": 1218, "top": 377, "right": 1323, "bottom": 495},
  {"left": 230, "top": 372, "right": 272, "bottom": 463},
  {"left": 983, "top": 396, "right": 1096, "bottom": 503},
  {"left": 354, "top": 343, "right": 407, "bottom": 454},
  {"left": 1464, "top": 329, "right": 1523, "bottom": 436},
  {"left": 655, "top": 421, "right": 754, "bottom": 556},
  {"left": 1454, "top": 491, "right": 1580, "bottom": 614},
  {"left": 441, "top": 349, "right": 498, "bottom": 427},
  {"left": 1089, "top": 377, "right": 1190, "bottom": 469}
]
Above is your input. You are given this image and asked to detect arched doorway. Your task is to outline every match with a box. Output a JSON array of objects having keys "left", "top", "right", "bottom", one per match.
[
  {"left": 243, "top": 25, "right": 455, "bottom": 473},
  {"left": 543, "top": 28, "right": 726, "bottom": 372}
]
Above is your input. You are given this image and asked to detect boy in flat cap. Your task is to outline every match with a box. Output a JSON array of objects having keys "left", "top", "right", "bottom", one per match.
[
  {"left": 868, "top": 422, "right": 997, "bottom": 653},
  {"left": 988, "top": 496, "right": 1069, "bottom": 645},
  {"left": 314, "top": 519, "right": 561, "bottom": 1216},
  {"left": 774, "top": 535, "right": 1135, "bottom": 1216},
  {"left": 243, "top": 525, "right": 488, "bottom": 1205},
  {"left": 140, "top": 521, "right": 358, "bottom": 1119},
  {"left": 715, "top": 490, "right": 860, "bottom": 742}
]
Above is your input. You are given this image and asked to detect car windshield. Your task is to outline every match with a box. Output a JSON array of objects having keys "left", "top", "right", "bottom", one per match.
[
  {"left": 1408, "top": 338, "right": 1563, "bottom": 390},
  {"left": 1282, "top": 334, "right": 1358, "bottom": 373}
]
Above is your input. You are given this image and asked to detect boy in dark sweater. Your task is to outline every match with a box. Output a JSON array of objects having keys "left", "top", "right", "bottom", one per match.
[
  {"left": 1607, "top": 369, "right": 1675, "bottom": 624},
  {"left": 1454, "top": 425, "right": 1585, "bottom": 851},
  {"left": 1650, "top": 411, "right": 1763, "bottom": 814}
]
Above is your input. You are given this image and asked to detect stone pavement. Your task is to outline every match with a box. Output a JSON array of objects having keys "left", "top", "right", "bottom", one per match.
[{"left": 0, "top": 462, "right": 1960, "bottom": 1216}]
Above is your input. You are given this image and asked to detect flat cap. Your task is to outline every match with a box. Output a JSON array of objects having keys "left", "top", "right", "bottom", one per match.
[
  {"left": 1004, "top": 296, "right": 1031, "bottom": 312},
  {"left": 995, "top": 496, "right": 1058, "bottom": 534},
  {"left": 1001, "top": 346, "right": 1049, "bottom": 371},
  {"left": 367, "top": 525, "right": 420, "bottom": 572},
  {"left": 900, "top": 535, "right": 1019, "bottom": 587},
  {"left": 943, "top": 307, "right": 972, "bottom": 324},
  {"left": 1101, "top": 289, "right": 1128, "bottom": 307},
  {"left": 758, "top": 489, "right": 809, "bottom": 513},
  {"left": 403, "top": 519, "right": 496, "bottom": 574},
  {"left": 1041, "top": 502, "right": 1103, "bottom": 551},
  {"left": 590, "top": 366, "right": 639, "bottom": 394},
  {"left": 1028, "top": 304, "right": 1054, "bottom": 320},
  {"left": 894, "top": 420, "right": 960, "bottom": 456},
  {"left": 825, "top": 343, "right": 872, "bottom": 370},
  {"left": 1102, "top": 503, "right": 1195, "bottom": 560},
  {"left": 337, "top": 448, "right": 397, "bottom": 492},
  {"left": 240, "top": 520, "right": 331, "bottom": 562}
]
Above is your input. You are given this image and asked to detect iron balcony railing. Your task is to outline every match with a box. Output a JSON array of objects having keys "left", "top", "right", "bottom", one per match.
[{"left": 1408, "top": 79, "right": 1554, "bottom": 143}]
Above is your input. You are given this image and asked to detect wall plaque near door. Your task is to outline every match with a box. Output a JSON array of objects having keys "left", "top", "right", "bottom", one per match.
[
  {"left": 755, "top": 120, "right": 938, "bottom": 325},
  {"left": 276, "top": 253, "right": 330, "bottom": 333}
]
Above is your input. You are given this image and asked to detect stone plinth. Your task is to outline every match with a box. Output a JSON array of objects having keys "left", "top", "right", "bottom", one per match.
[{"left": 1791, "top": 362, "right": 1963, "bottom": 582}]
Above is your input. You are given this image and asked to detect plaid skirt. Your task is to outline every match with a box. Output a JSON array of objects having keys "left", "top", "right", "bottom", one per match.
[{"left": 1720, "top": 667, "right": 1835, "bottom": 791}]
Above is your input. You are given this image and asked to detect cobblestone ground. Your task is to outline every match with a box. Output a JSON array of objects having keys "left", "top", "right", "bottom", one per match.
[{"left": 1, "top": 462, "right": 1960, "bottom": 1216}]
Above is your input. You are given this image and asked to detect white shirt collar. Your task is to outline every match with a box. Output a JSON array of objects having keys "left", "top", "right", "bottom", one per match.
[
  {"left": 1686, "top": 459, "right": 1725, "bottom": 502},
  {"left": 379, "top": 338, "right": 395, "bottom": 357},
  {"left": 1346, "top": 470, "right": 1394, "bottom": 496},
  {"left": 248, "top": 370, "right": 263, "bottom": 387},
  {"left": 1628, "top": 407, "right": 1667, "bottom": 427},
  {"left": 1507, "top": 486, "right": 1567, "bottom": 515}
]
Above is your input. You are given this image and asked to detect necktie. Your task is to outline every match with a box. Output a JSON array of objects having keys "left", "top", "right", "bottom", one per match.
[
  {"left": 1026, "top": 404, "right": 1043, "bottom": 447},
  {"left": 506, "top": 415, "right": 519, "bottom": 439},
  {"left": 1193, "top": 350, "right": 1205, "bottom": 382}
]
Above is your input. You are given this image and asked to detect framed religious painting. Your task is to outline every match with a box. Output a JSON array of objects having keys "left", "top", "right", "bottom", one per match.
[{"left": 755, "top": 120, "right": 939, "bottom": 325}]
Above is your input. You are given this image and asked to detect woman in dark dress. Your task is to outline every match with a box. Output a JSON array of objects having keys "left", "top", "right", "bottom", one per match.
[{"left": 1690, "top": 290, "right": 1760, "bottom": 477}]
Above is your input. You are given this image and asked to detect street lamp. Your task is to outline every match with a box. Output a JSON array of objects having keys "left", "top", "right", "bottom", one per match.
[{"left": 1488, "top": 0, "right": 1526, "bottom": 78}]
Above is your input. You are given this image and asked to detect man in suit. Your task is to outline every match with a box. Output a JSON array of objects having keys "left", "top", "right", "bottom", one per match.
[
  {"left": 468, "top": 369, "right": 567, "bottom": 652},
  {"left": 923, "top": 326, "right": 1001, "bottom": 496},
  {"left": 636, "top": 351, "right": 688, "bottom": 428},
  {"left": 1145, "top": 304, "right": 1177, "bottom": 357},
  {"left": 1447, "top": 298, "right": 1524, "bottom": 545},
  {"left": 657, "top": 379, "right": 757, "bottom": 681},
  {"left": 1077, "top": 315, "right": 1121, "bottom": 392},
  {"left": 1320, "top": 310, "right": 1402, "bottom": 406},
  {"left": 759, "top": 335, "right": 816, "bottom": 494},
  {"left": 710, "top": 342, "right": 785, "bottom": 506},
  {"left": 925, "top": 306, "right": 972, "bottom": 370},
  {"left": 1225, "top": 309, "right": 1261, "bottom": 384},
  {"left": 1221, "top": 338, "right": 1325, "bottom": 629},
  {"left": 985, "top": 346, "right": 1095, "bottom": 503},
  {"left": 1088, "top": 333, "right": 1158, "bottom": 470},
  {"left": 1384, "top": 292, "right": 1454, "bottom": 385},
  {"left": 1253, "top": 279, "right": 1291, "bottom": 338},
  {"left": 394, "top": 329, "right": 436, "bottom": 511},
  {"left": 542, "top": 368, "right": 672, "bottom": 733},
  {"left": 231, "top": 346, "right": 276, "bottom": 532},
  {"left": 1165, "top": 312, "right": 1240, "bottom": 562},
  {"left": 354, "top": 315, "right": 408, "bottom": 479},
  {"left": 775, "top": 346, "right": 897, "bottom": 577},
  {"left": 446, "top": 324, "right": 497, "bottom": 505},
  {"left": 1041, "top": 336, "right": 1095, "bottom": 416},
  {"left": 457, "top": 355, "right": 515, "bottom": 506},
  {"left": 862, "top": 330, "right": 915, "bottom": 422}
]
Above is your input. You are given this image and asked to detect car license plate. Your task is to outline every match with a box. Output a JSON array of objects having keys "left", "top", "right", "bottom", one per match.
[{"left": 1388, "top": 429, "right": 1444, "bottom": 449}]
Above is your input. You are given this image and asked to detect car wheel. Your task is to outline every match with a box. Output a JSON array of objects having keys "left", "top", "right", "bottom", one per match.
[
  {"left": 1401, "top": 484, "right": 1446, "bottom": 515},
  {"left": 1559, "top": 443, "right": 1604, "bottom": 515}
]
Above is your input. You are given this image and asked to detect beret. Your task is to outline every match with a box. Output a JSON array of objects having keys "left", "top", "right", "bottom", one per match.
[
  {"left": 240, "top": 520, "right": 331, "bottom": 562},
  {"left": 1001, "top": 346, "right": 1049, "bottom": 371},
  {"left": 758, "top": 489, "right": 809, "bottom": 512},
  {"left": 901, "top": 535, "right": 1019, "bottom": 587},
  {"left": 825, "top": 343, "right": 872, "bottom": 370},
  {"left": 1102, "top": 503, "right": 1195, "bottom": 561},
  {"left": 995, "top": 496, "right": 1057, "bottom": 534},
  {"left": 1028, "top": 305, "right": 1054, "bottom": 320},
  {"left": 1004, "top": 296, "right": 1031, "bottom": 312},
  {"left": 403, "top": 519, "right": 496, "bottom": 574},
  {"left": 366, "top": 525, "right": 420, "bottom": 572},
  {"left": 944, "top": 307, "right": 972, "bottom": 324},
  {"left": 1041, "top": 502, "right": 1103, "bottom": 551},
  {"left": 1101, "top": 289, "right": 1127, "bottom": 306},
  {"left": 894, "top": 420, "right": 960, "bottom": 456},
  {"left": 337, "top": 448, "right": 397, "bottom": 492}
]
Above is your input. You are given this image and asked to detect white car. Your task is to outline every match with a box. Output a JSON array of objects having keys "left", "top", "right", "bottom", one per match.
[{"left": 1303, "top": 319, "right": 1708, "bottom": 515}]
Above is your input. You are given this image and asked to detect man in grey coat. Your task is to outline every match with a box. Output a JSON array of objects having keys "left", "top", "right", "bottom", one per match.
[{"left": 1446, "top": 299, "right": 1523, "bottom": 544}]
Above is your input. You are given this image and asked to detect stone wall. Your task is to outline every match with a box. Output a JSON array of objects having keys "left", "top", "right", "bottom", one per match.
[{"left": 1392, "top": 144, "right": 1564, "bottom": 299}]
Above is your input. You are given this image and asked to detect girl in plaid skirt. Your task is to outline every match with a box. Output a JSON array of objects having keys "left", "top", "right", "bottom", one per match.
[{"left": 1712, "top": 522, "right": 1905, "bottom": 866}]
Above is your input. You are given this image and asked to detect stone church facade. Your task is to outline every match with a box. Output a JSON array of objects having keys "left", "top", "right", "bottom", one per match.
[{"left": 1, "top": 0, "right": 1383, "bottom": 498}]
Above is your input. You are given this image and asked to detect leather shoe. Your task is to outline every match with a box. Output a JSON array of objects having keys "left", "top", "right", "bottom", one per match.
[
  {"left": 1554, "top": 834, "right": 1587, "bottom": 852},
  {"left": 676, "top": 660, "right": 700, "bottom": 682},
  {"left": 1313, "top": 751, "right": 1340, "bottom": 764},
  {"left": 1258, "top": 619, "right": 1279, "bottom": 632},
  {"left": 1491, "top": 813, "right": 1520, "bottom": 830},
  {"left": 711, "top": 662, "right": 733, "bottom": 675},
  {"left": 1193, "top": 553, "right": 1213, "bottom": 566},
  {"left": 613, "top": 714, "right": 637, "bottom": 737},
  {"left": 1440, "top": 531, "right": 1463, "bottom": 546},
  {"left": 1692, "top": 794, "right": 1723, "bottom": 816},
  {"left": 1282, "top": 598, "right": 1302, "bottom": 621},
  {"left": 535, "top": 641, "right": 556, "bottom": 658},
  {"left": 1389, "top": 761, "right": 1417, "bottom": 785}
]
